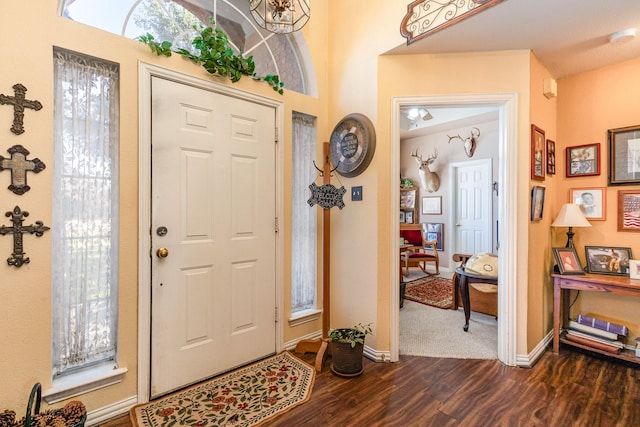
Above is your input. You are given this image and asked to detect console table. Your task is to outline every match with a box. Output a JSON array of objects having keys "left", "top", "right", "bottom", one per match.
[{"left": 552, "top": 273, "right": 640, "bottom": 364}]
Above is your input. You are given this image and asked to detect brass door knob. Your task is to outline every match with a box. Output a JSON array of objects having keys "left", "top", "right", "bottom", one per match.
[{"left": 156, "top": 247, "right": 169, "bottom": 258}]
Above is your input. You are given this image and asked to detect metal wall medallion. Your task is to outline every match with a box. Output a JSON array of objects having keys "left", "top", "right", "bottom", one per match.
[
  {"left": 0, "top": 206, "right": 50, "bottom": 267},
  {"left": 0, "top": 83, "right": 43, "bottom": 135},
  {"left": 0, "top": 145, "right": 46, "bottom": 194},
  {"left": 307, "top": 183, "right": 346, "bottom": 210}
]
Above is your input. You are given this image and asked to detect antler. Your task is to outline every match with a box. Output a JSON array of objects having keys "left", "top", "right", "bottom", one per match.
[
  {"left": 427, "top": 148, "right": 438, "bottom": 162},
  {"left": 471, "top": 127, "right": 480, "bottom": 138},
  {"left": 411, "top": 148, "right": 422, "bottom": 161},
  {"left": 448, "top": 134, "right": 464, "bottom": 144}
]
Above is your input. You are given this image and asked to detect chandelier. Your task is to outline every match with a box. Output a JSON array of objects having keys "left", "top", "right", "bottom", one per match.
[{"left": 250, "top": 0, "right": 310, "bottom": 34}]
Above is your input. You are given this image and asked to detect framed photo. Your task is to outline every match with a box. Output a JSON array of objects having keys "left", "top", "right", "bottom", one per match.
[
  {"left": 585, "top": 246, "right": 633, "bottom": 276},
  {"left": 405, "top": 210, "right": 414, "bottom": 224},
  {"left": 566, "top": 143, "right": 600, "bottom": 177},
  {"left": 399, "top": 210, "right": 405, "bottom": 223},
  {"left": 400, "top": 189, "right": 416, "bottom": 209},
  {"left": 531, "top": 124, "right": 545, "bottom": 181},
  {"left": 425, "top": 223, "right": 444, "bottom": 251},
  {"left": 422, "top": 196, "right": 442, "bottom": 215},
  {"left": 608, "top": 125, "right": 640, "bottom": 185},
  {"left": 629, "top": 260, "right": 640, "bottom": 280},
  {"left": 553, "top": 247, "right": 585, "bottom": 275},
  {"left": 569, "top": 187, "right": 605, "bottom": 220},
  {"left": 530, "top": 185, "right": 545, "bottom": 221},
  {"left": 618, "top": 190, "right": 640, "bottom": 232},
  {"left": 546, "top": 139, "right": 556, "bottom": 175}
]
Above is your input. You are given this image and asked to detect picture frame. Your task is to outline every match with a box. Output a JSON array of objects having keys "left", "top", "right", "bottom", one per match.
[
  {"left": 422, "top": 196, "right": 442, "bottom": 215},
  {"left": 585, "top": 246, "right": 633, "bottom": 276},
  {"left": 531, "top": 124, "right": 545, "bottom": 181},
  {"left": 608, "top": 125, "right": 640, "bottom": 185},
  {"left": 629, "top": 260, "right": 640, "bottom": 280},
  {"left": 405, "top": 210, "right": 414, "bottom": 224},
  {"left": 400, "top": 189, "right": 416, "bottom": 209},
  {"left": 617, "top": 190, "right": 640, "bottom": 232},
  {"left": 569, "top": 187, "right": 606, "bottom": 220},
  {"left": 530, "top": 185, "right": 545, "bottom": 221},
  {"left": 546, "top": 139, "right": 556, "bottom": 175},
  {"left": 425, "top": 222, "right": 444, "bottom": 251},
  {"left": 399, "top": 210, "right": 405, "bottom": 223},
  {"left": 553, "top": 247, "right": 585, "bottom": 275},
  {"left": 566, "top": 143, "right": 600, "bottom": 177}
]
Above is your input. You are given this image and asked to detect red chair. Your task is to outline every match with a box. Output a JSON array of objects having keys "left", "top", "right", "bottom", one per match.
[{"left": 400, "top": 224, "right": 439, "bottom": 276}]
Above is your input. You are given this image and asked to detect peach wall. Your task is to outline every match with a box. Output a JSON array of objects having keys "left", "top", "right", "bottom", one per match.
[
  {"left": 556, "top": 57, "right": 640, "bottom": 341},
  {"left": 377, "top": 51, "right": 533, "bottom": 353},
  {"left": 527, "top": 53, "right": 558, "bottom": 350}
]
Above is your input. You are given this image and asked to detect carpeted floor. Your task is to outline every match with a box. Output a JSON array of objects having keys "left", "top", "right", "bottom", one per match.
[
  {"left": 400, "top": 269, "right": 497, "bottom": 359},
  {"left": 130, "top": 352, "right": 315, "bottom": 427}
]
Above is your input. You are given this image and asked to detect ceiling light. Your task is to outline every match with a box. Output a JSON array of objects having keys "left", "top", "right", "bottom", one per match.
[
  {"left": 418, "top": 108, "right": 433, "bottom": 121},
  {"left": 609, "top": 28, "right": 636, "bottom": 44},
  {"left": 407, "top": 108, "right": 419, "bottom": 120},
  {"left": 250, "top": 0, "right": 310, "bottom": 34}
]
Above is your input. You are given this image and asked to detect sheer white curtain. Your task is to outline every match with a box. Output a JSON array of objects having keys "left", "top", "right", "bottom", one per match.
[
  {"left": 52, "top": 49, "right": 120, "bottom": 376},
  {"left": 291, "top": 112, "right": 317, "bottom": 313}
]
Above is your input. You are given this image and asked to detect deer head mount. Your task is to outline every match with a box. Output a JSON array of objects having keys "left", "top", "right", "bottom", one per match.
[
  {"left": 448, "top": 127, "right": 480, "bottom": 158},
  {"left": 411, "top": 148, "right": 440, "bottom": 193}
]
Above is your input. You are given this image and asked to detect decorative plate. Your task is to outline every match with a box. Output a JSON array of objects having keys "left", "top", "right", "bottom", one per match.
[{"left": 329, "top": 113, "right": 376, "bottom": 177}]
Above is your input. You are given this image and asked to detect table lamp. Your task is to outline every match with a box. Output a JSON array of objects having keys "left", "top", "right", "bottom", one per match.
[{"left": 551, "top": 203, "right": 591, "bottom": 248}]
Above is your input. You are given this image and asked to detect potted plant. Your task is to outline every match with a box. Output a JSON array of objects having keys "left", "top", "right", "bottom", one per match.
[{"left": 328, "top": 323, "right": 373, "bottom": 377}]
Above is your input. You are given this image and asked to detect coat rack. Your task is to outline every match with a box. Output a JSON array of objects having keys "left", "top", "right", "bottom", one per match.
[{"left": 295, "top": 142, "right": 344, "bottom": 371}]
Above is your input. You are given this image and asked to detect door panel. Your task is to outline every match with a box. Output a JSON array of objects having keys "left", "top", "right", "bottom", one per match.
[
  {"left": 454, "top": 160, "right": 492, "bottom": 255},
  {"left": 150, "top": 76, "right": 276, "bottom": 398}
]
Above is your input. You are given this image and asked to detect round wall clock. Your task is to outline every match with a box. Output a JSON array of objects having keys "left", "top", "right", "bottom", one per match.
[{"left": 329, "top": 113, "right": 376, "bottom": 177}]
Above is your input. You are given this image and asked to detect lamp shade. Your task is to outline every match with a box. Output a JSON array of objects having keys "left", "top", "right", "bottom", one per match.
[{"left": 551, "top": 203, "right": 592, "bottom": 227}]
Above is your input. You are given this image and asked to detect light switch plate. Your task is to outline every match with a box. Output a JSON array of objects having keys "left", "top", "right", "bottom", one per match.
[{"left": 351, "top": 186, "right": 363, "bottom": 201}]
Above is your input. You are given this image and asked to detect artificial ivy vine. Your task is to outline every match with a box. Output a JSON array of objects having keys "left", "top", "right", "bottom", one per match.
[{"left": 138, "top": 19, "right": 284, "bottom": 95}]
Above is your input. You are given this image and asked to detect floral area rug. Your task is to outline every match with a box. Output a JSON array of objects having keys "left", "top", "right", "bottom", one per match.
[
  {"left": 404, "top": 276, "right": 455, "bottom": 309},
  {"left": 131, "top": 352, "right": 315, "bottom": 427}
]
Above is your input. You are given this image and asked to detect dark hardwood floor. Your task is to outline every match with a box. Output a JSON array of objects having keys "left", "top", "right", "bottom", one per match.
[{"left": 102, "top": 348, "right": 640, "bottom": 426}]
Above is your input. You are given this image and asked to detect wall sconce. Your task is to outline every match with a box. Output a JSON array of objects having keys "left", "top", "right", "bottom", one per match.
[
  {"left": 551, "top": 203, "right": 591, "bottom": 248},
  {"left": 250, "top": 0, "right": 310, "bottom": 34}
]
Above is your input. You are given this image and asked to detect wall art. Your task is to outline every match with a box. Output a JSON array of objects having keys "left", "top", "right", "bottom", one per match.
[
  {"left": 566, "top": 143, "right": 600, "bottom": 177},
  {"left": 618, "top": 190, "right": 640, "bottom": 232},
  {"left": 531, "top": 124, "right": 545, "bottom": 181},
  {"left": 0, "top": 83, "right": 43, "bottom": 135},
  {"left": 0, "top": 205, "right": 50, "bottom": 267},
  {"left": 569, "top": 187, "right": 605, "bottom": 220},
  {"left": 0, "top": 145, "right": 46, "bottom": 195},
  {"left": 608, "top": 125, "right": 640, "bottom": 185}
]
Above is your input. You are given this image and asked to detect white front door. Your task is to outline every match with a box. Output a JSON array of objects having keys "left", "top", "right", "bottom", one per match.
[
  {"left": 452, "top": 159, "right": 492, "bottom": 255},
  {"left": 150, "top": 76, "right": 277, "bottom": 398}
]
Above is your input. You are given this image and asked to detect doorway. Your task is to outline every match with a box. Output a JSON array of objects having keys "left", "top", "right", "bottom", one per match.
[
  {"left": 137, "top": 63, "right": 285, "bottom": 402},
  {"left": 391, "top": 93, "right": 518, "bottom": 366}
]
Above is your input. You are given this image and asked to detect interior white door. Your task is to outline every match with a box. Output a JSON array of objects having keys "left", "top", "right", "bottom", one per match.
[
  {"left": 150, "top": 76, "right": 276, "bottom": 398},
  {"left": 453, "top": 160, "right": 492, "bottom": 255}
]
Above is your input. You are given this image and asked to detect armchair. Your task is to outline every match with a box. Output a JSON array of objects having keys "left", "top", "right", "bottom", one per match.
[{"left": 400, "top": 224, "right": 439, "bottom": 276}]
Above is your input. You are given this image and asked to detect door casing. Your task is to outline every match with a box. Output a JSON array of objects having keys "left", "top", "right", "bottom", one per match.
[{"left": 137, "top": 63, "right": 285, "bottom": 403}]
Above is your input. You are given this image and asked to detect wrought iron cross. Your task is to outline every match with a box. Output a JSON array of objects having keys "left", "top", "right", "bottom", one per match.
[
  {"left": 0, "top": 206, "right": 50, "bottom": 268},
  {"left": 0, "top": 145, "right": 46, "bottom": 195},
  {"left": 0, "top": 83, "right": 43, "bottom": 135}
]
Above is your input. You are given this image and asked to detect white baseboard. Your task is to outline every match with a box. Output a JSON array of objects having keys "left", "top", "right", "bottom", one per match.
[
  {"left": 86, "top": 396, "right": 137, "bottom": 426},
  {"left": 516, "top": 330, "right": 553, "bottom": 368}
]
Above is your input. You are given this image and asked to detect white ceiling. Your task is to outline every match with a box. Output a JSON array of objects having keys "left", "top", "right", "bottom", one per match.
[{"left": 394, "top": 0, "right": 640, "bottom": 139}]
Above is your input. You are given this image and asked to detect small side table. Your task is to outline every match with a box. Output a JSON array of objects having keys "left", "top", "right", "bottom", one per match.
[{"left": 455, "top": 267, "right": 498, "bottom": 331}]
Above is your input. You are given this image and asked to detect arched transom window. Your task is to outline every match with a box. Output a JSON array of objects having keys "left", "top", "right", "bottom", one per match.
[{"left": 59, "top": 0, "right": 315, "bottom": 95}]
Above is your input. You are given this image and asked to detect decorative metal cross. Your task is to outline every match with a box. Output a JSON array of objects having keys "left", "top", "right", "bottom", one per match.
[
  {"left": 0, "top": 83, "right": 43, "bottom": 135},
  {"left": 0, "top": 145, "right": 46, "bottom": 195},
  {"left": 0, "top": 206, "right": 50, "bottom": 268}
]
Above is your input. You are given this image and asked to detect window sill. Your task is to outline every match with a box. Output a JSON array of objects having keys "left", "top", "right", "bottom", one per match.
[
  {"left": 288, "top": 308, "right": 322, "bottom": 327},
  {"left": 42, "top": 363, "right": 128, "bottom": 404}
]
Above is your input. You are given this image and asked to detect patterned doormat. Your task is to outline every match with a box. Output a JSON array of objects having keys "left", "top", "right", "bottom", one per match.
[
  {"left": 404, "top": 276, "right": 455, "bottom": 309},
  {"left": 131, "top": 352, "right": 315, "bottom": 427}
]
